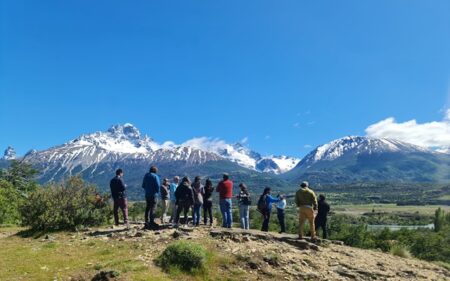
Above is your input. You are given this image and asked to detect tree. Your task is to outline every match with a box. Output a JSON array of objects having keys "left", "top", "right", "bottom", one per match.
[
  {"left": 434, "top": 208, "right": 445, "bottom": 232},
  {"left": 0, "top": 160, "right": 38, "bottom": 193}
]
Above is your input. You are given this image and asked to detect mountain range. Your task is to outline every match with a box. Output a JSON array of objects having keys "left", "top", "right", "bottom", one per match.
[{"left": 2, "top": 124, "right": 450, "bottom": 199}]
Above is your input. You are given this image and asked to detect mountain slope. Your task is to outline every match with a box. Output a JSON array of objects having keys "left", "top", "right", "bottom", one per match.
[
  {"left": 284, "top": 136, "right": 450, "bottom": 184},
  {"left": 13, "top": 124, "right": 291, "bottom": 198}
]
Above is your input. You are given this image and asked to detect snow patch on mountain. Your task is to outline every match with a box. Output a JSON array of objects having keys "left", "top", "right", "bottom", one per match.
[
  {"left": 19, "top": 124, "right": 300, "bottom": 175},
  {"left": 303, "top": 136, "right": 431, "bottom": 164},
  {"left": 2, "top": 146, "right": 16, "bottom": 160},
  {"left": 180, "top": 137, "right": 300, "bottom": 173}
]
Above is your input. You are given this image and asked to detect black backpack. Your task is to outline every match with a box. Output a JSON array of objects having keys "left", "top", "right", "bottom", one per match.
[
  {"left": 242, "top": 195, "right": 252, "bottom": 206},
  {"left": 257, "top": 194, "right": 267, "bottom": 213}
]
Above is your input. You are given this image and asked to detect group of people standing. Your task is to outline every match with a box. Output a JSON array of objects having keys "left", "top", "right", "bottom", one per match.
[{"left": 109, "top": 166, "right": 330, "bottom": 240}]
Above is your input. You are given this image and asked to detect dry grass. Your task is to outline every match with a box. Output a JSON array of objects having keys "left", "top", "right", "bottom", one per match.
[{"left": 0, "top": 226, "right": 236, "bottom": 281}]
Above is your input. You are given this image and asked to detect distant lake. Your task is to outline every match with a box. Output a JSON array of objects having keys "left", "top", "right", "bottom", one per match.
[{"left": 367, "top": 224, "right": 434, "bottom": 231}]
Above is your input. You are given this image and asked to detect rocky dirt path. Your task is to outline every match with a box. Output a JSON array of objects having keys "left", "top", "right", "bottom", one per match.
[{"left": 83, "top": 223, "right": 449, "bottom": 281}]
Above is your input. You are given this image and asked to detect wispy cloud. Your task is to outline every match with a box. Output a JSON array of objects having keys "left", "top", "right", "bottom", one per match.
[
  {"left": 265, "top": 135, "right": 271, "bottom": 140},
  {"left": 293, "top": 122, "right": 300, "bottom": 128},
  {"left": 365, "top": 109, "right": 450, "bottom": 149},
  {"left": 303, "top": 144, "right": 312, "bottom": 149}
]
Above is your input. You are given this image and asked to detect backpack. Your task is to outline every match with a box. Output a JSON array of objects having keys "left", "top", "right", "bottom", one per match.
[
  {"left": 243, "top": 196, "right": 252, "bottom": 206},
  {"left": 257, "top": 194, "right": 267, "bottom": 213}
]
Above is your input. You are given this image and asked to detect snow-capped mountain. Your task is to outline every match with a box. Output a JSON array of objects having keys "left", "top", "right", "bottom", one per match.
[
  {"left": 2, "top": 146, "right": 16, "bottom": 160},
  {"left": 8, "top": 123, "right": 293, "bottom": 198},
  {"left": 184, "top": 141, "right": 300, "bottom": 174},
  {"left": 285, "top": 136, "right": 450, "bottom": 183},
  {"left": 16, "top": 123, "right": 298, "bottom": 183},
  {"left": 301, "top": 136, "right": 431, "bottom": 166}
]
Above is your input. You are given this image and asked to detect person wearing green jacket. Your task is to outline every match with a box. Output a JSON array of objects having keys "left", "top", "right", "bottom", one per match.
[{"left": 295, "top": 181, "right": 318, "bottom": 240}]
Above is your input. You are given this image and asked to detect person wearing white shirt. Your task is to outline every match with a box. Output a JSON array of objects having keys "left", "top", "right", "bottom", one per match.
[{"left": 276, "top": 194, "right": 287, "bottom": 233}]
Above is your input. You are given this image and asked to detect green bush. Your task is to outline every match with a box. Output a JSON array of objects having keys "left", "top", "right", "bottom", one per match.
[
  {"left": 156, "top": 241, "right": 207, "bottom": 273},
  {"left": 390, "top": 244, "right": 411, "bottom": 258},
  {"left": 20, "top": 176, "right": 111, "bottom": 231},
  {"left": 0, "top": 179, "right": 23, "bottom": 224}
]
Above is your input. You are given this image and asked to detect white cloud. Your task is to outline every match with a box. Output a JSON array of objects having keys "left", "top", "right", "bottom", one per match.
[
  {"left": 181, "top": 137, "right": 228, "bottom": 152},
  {"left": 293, "top": 122, "right": 300, "bottom": 128},
  {"left": 304, "top": 144, "right": 312, "bottom": 149},
  {"left": 240, "top": 137, "right": 249, "bottom": 144},
  {"left": 365, "top": 109, "right": 450, "bottom": 149}
]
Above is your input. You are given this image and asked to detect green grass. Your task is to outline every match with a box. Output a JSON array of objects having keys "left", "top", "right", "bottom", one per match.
[
  {"left": 0, "top": 227, "right": 168, "bottom": 281},
  {"left": 0, "top": 226, "right": 240, "bottom": 281},
  {"left": 333, "top": 204, "right": 450, "bottom": 216}
]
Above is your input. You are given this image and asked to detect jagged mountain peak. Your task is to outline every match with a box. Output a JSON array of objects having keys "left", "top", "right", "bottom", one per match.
[
  {"left": 284, "top": 135, "right": 447, "bottom": 183},
  {"left": 3, "top": 146, "right": 16, "bottom": 160},
  {"left": 308, "top": 135, "right": 430, "bottom": 163},
  {"left": 107, "top": 123, "right": 142, "bottom": 140}
]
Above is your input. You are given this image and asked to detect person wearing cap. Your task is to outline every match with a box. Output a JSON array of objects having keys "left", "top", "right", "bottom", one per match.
[
  {"left": 216, "top": 173, "right": 234, "bottom": 228},
  {"left": 295, "top": 181, "right": 318, "bottom": 240},
  {"left": 169, "top": 176, "right": 180, "bottom": 224}
]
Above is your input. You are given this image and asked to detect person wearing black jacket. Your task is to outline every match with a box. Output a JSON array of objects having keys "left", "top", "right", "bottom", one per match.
[
  {"left": 202, "top": 179, "right": 214, "bottom": 226},
  {"left": 315, "top": 194, "right": 331, "bottom": 239},
  {"left": 174, "top": 176, "right": 195, "bottom": 227},
  {"left": 110, "top": 169, "right": 129, "bottom": 229}
]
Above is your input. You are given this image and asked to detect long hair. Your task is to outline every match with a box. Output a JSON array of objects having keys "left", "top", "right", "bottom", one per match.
[
  {"left": 204, "top": 178, "right": 213, "bottom": 192},
  {"left": 239, "top": 183, "right": 249, "bottom": 195}
]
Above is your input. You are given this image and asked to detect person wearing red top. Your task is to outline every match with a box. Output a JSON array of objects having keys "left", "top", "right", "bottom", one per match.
[{"left": 216, "top": 173, "right": 234, "bottom": 228}]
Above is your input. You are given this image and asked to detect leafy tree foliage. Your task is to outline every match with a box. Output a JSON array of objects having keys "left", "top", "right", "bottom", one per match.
[{"left": 20, "top": 176, "right": 111, "bottom": 231}]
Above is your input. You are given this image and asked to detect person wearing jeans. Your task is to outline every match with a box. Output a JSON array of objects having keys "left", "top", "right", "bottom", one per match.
[
  {"left": 169, "top": 176, "right": 180, "bottom": 224},
  {"left": 276, "top": 194, "right": 287, "bottom": 233},
  {"left": 220, "top": 198, "right": 233, "bottom": 228},
  {"left": 174, "top": 177, "right": 195, "bottom": 226},
  {"left": 260, "top": 187, "right": 279, "bottom": 232},
  {"left": 216, "top": 174, "right": 234, "bottom": 228},
  {"left": 160, "top": 178, "right": 170, "bottom": 224},
  {"left": 192, "top": 176, "right": 204, "bottom": 226},
  {"left": 202, "top": 179, "right": 214, "bottom": 226},
  {"left": 110, "top": 168, "right": 129, "bottom": 229},
  {"left": 236, "top": 183, "right": 251, "bottom": 229},
  {"left": 142, "top": 166, "right": 161, "bottom": 229}
]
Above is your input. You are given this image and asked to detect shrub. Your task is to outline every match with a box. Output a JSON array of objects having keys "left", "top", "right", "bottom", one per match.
[
  {"left": 390, "top": 244, "right": 411, "bottom": 258},
  {"left": 156, "top": 241, "right": 207, "bottom": 273},
  {"left": 20, "top": 176, "right": 111, "bottom": 231},
  {"left": 0, "top": 179, "right": 23, "bottom": 224}
]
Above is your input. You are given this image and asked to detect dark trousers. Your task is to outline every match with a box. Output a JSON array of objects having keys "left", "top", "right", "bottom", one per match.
[
  {"left": 261, "top": 210, "right": 271, "bottom": 232},
  {"left": 315, "top": 217, "right": 328, "bottom": 239},
  {"left": 145, "top": 196, "right": 157, "bottom": 224},
  {"left": 113, "top": 198, "right": 128, "bottom": 225},
  {"left": 175, "top": 201, "right": 191, "bottom": 224},
  {"left": 203, "top": 201, "right": 213, "bottom": 225},
  {"left": 277, "top": 208, "right": 286, "bottom": 233}
]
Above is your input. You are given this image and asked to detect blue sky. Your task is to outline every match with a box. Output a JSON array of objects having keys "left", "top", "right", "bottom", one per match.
[{"left": 1, "top": 1, "right": 449, "bottom": 157}]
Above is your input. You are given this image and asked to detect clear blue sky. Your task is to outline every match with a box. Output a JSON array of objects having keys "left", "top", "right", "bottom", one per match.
[{"left": 1, "top": 1, "right": 449, "bottom": 157}]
